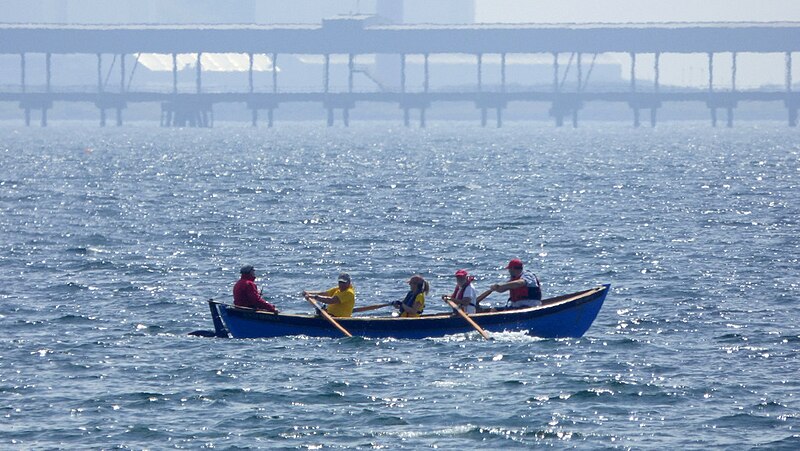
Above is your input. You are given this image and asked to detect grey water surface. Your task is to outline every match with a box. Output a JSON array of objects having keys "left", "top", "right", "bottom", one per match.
[{"left": 1, "top": 122, "right": 798, "bottom": 449}]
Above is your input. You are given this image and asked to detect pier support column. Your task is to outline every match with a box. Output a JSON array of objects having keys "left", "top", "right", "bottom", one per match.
[
  {"left": 196, "top": 52, "right": 202, "bottom": 94},
  {"left": 100, "top": 108, "right": 106, "bottom": 127},
  {"left": 480, "top": 107, "right": 487, "bottom": 127},
  {"left": 268, "top": 109, "right": 274, "bottom": 128},
  {"left": 172, "top": 53, "right": 178, "bottom": 94},
  {"left": 552, "top": 52, "right": 559, "bottom": 93},
  {"left": 496, "top": 108, "right": 503, "bottom": 128},
  {"left": 20, "top": 53, "right": 26, "bottom": 93},
  {"left": 327, "top": 108, "right": 334, "bottom": 126},
  {"left": 572, "top": 110, "right": 578, "bottom": 128},
  {"left": 248, "top": 53, "right": 254, "bottom": 93},
  {"left": 41, "top": 109, "right": 47, "bottom": 127},
  {"left": 24, "top": 108, "right": 30, "bottom": 126},
  {"left": 401, "top": 54, "right": 406, "bottom": 93},
  {"left": 708, "top": 52, "right": 716, "bottom": 127},
  {"left": 46, "top": 53, "right": 51, "bottom": 93},
  {"left": 423, "top": 53, "right": 429, "bottom": 93},
  {"left": 343, "top": 108, "right": 350, "bottom": 127},
  {"left": 786, "top": 52, "right": 793, "bottom": 93},
  {"left": 251, "top": 109, "right": 258, "bottom": 127},
  {"left": 789, "top": 107, "right": 798, "bottom": 127},
  {"left": 324, "top": 54, "right": 330, "bottom": 94},
  {"left": 116, "top": 108, "right": 122, "bottom": 127},
  {"left": 272, "top": 52, "right": 278, "bottom": 93},
  {"left": 420, "top": 108, "right": 426, "bottom": 128},
  {"left": 477, "top": 53, "right": 483, "bottom": 92},
  {"left": 404, "top": 108, "right": 410, "bottom": 127},
  {"left": 348, "top": 54, "right": 354, "bottom": 93},
  {"left": 630, "top": 52, "right": 639, "bottom": 127},
  {"left": 500, "top": 53, "right": 506, "bottom": 93},
  {"left": 650, "top": 108, "right": 657, "bottom": 127},
  {"left": 727, "top": 107, "right": 734, "bottom": 128}
]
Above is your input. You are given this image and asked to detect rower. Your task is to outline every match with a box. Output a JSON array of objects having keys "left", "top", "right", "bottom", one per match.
[{"left": 490, "top": 259, "right": 542, "bottom": 309}]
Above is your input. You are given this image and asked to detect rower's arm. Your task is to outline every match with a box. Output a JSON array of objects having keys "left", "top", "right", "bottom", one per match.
[{"left": 491, "top": 279, "right": 526, "bottom": 293}]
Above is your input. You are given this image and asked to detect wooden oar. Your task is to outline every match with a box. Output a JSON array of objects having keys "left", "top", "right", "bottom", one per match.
[
  {"left": 443, "top": 298, "right": 491, "bottom": 340},
  {"left": 305, "top": 296, "right": 353, "bottom": 338},
  {"left": 475, "top": 288, "right": 493, "bottom": 304},
  {"left": 352, "top": 303, "right": 393, "bottom": 313}
]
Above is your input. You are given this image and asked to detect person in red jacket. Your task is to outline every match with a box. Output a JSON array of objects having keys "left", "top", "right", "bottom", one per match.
[{"left": 233, "top": 265, "right": 279, "bottom": 313}]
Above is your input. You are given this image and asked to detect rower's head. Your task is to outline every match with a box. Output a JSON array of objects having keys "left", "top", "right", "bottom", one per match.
[
  {"left": 454, "top": 269, "right": 469, "bottom": 286},
  {"left": 408, "top": 274, "right": 430, "bottom": 293},
  {"left": 240, "top": 265, "right": 256, "bottom": 277},
  {"left": 337, "top": 272, "right": 352, "bottom": 288},
  {"left": 506, "top": 259, "right": 524, "bottom": 277}
]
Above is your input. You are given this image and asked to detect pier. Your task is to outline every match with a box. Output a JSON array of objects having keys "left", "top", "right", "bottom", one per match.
[{"left": 1, "top": 20, "right": 799, "bottom": 127}]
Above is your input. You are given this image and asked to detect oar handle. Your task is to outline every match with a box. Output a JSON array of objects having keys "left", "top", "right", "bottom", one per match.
[{"left": 305, "top": 295, "right": 353, "bottom": 338}]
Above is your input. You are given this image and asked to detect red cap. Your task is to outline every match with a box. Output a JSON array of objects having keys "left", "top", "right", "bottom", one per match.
[
  {"left": 506, "top": 259, "right": 523, "bottom": 270},
  {"left": 454, "top": 269, "right": 469, "bottom": 277}
]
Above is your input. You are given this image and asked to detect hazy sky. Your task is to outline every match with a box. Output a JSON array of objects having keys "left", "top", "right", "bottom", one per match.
[{"left": 476, "top": 0, "right": 800, "bottom": 23}]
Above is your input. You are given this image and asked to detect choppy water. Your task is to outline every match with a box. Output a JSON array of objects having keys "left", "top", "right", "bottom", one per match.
[{"left": 1, "top": 121, "right": 799, "bottom": 449}]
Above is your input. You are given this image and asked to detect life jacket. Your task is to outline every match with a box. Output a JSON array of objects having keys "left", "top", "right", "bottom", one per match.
[
  {"left": 400, "top": 288, "right": 423, "bottom": 316},
  {"left": 508, "top": 272, "right": 542, "bottom": 303},
  {"left": 451, "top": 277, "right": 476, "bottom": 311}
]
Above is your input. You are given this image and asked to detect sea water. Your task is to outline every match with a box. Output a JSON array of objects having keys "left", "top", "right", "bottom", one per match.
[{"left": 1, "top": 121, "right": 798, "bottom": 449}]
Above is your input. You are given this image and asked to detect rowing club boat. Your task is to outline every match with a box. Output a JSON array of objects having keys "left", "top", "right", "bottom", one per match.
[{"left": 195, "top": 284, "right": 610, "bottom": 339}]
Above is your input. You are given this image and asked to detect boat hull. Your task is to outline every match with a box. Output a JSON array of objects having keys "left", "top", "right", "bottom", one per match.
[{"left": 210, "top": 284, "right": 609, "bottom": 339}]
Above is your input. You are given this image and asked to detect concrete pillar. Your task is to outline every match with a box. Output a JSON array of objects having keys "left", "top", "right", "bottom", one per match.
[
  {"left": 790, "top": 108, "right": 798, "bottom": 127},
  {"left": 727, "top": 107, "right": 734, "bottom": 128},
  {"left": 120, "top": 54, "right": 125, "bottom": 93},
  {"left": 500, "top": 53, "right": 506, "bottom": 93},
  {"left": 45, "top": 53, "right": 51, "bottom": 93},
  {"left": 97, "top": 53, "right": 103, "bottom": 92},
  {"left": 420, "top": 108, "right": 426, "bottom": 128},
  {"left": 324, "top": 54, "right": 330, "bottom": 93},
  {"left": 576, "top": 53, "right": 582, "bottom": 92},
  {"left": 650, "top": 108, "right": 657, "bottom": 127},
  {"left": 268, "top": 109, "right": 274, "bottom": 128},
  {"left": 41, "top": 109, "right": 47, "bottom": 127},
  {"left": 20, "top": 53, "right": 26, "bottom": 93},
  {"left": 654, "top": 52, "right": 660, "bottom": 92},
  {"left": 552, "top": 52, "right": 559, "bottom": 93},
  {"left": 480, "top": 107, "right": 487, "bottom": 127},
  {"left": 787, "top": 52, "right": 793, "bottom": 92},
  {"left": 100, "top": 108, "right": 106, "bottom": 127},
  {"left": 708, "top": 52, "right": 714, "bottom": 93},
  {"left": 403, "top": 108, "right": 410, "bottom": 127},
  {"left": 633, "top": 108, "right": 640, "bottom": 128},
  {"left": 348, "top": 54, "right": 354, "bottom": 93},
  {"left": 172, "top": 53, "right": 178, "bottom": 94},
  {"left": 708, "top": 52, "right": 716, "bottom": 127},
  {"left": 496, "top": 107, "right": 502, "bottom": 128},
  {"left": 423, "top": 53, "right": 429, "bottom": 93},
  {"left": 196, "top": 52, "right": 202, "bottom": 94},
  {"left": 572, "top": 110, "right": 578, "bottom": 128},
  {"left": 630, "top": 52, "right": 636, "bottom": 92},
  {"left": 248, "top": 53, "right": 254, "bottom": 93},
  {"left": 24, "top": 108, "right": 31, "bottom": 126},
  {"left": 327, "top": 108, "right": 334, "bottom": 126},
  {"left": 116, "top": 108, "right": 122, "bottom": 126},
  {"left": 251, "top": 108, "right": 257, "bottom": 127},
  {"left": 400, "top": 53, "right": 406, "bottom": 93},
  {"left": 477, "top": 53, "right": 483, "bottom": 92},
  {"left": 343, "top": 108, "right": 350, "bottom": 127},
  {"left": 272, "top": 52, "right": 278, "bottom": 93},
  {"left": 732, "top": 52, "right": 738, "bottom": 92}
]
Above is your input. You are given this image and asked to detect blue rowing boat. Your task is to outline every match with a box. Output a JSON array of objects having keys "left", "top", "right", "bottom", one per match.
[{"left": 200, "top": 284, "right": 610, "bottom": 339}]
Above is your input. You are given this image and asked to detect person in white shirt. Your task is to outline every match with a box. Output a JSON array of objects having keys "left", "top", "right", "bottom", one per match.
[{"left": 442, "top": 269, "right": 480, "bottom": 314}]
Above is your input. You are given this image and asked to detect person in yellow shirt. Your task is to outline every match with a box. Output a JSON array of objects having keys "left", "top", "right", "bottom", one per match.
[
  {"left": 393, "top": 274, "right": 428, "bottom": 318},
  {"left": 303, "top": 272, "right": 356, "bottom": 317}
]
